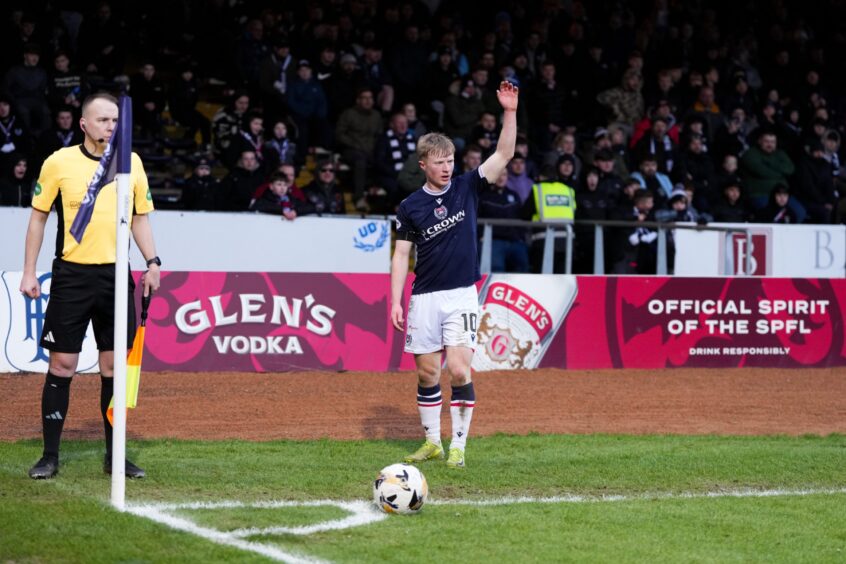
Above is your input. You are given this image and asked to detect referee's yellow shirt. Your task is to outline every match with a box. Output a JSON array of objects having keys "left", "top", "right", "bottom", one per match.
[{"left": 32, "top": 145, "right": 154, "bottom": 265}]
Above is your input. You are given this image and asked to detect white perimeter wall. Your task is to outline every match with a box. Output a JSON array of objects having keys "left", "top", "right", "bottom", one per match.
[{"left": 0, "top": 209, "right": 391, "bottom": 273}]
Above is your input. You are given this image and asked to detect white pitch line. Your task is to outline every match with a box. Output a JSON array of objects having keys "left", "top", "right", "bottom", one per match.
[
  {"left": 228, "top": 501, "right": 387, "bottom": 538},
  {"left": 427, "top": 486, "right": 846, "bottom": 506},
  {"left": 126, "top": 487, "right": 846, "bottom": 563},
  {"left": 126, "top": 505, "right": 327, "bottom": 564}
]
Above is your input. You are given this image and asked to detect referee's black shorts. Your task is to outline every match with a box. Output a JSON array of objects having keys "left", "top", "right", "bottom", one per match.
[{"left": 40, "top": 259, "right": 137, "bottom": 353}]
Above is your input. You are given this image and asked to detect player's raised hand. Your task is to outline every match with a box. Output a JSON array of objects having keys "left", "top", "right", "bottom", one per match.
[
  {"left": 497, "top": 80, "right": 519, "bottom": 111},
  {"left": 391, "top": 303, "right": 405, "bottom": 332}
]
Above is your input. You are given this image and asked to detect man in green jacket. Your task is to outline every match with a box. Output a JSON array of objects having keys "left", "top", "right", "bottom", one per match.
[
  {"left": 739, "top": 130, "right": 795, "bottom": 208},
  {"left": 336, "top": 87, "right": 384, "bottom": 212}
]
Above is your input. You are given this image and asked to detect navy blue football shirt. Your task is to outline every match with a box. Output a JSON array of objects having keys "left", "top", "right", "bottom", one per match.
[{"left": 395, "top": 168, "right": 488, "bottom": 295}]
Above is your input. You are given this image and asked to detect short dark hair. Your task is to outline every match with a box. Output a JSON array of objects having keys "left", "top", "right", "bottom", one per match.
[
  {"left": 269, "top": 171, "right": 289, "bottom": 184},
  {"left": 81, "top": 92, "right": 118, "bottom": 115},
  {"left": 634, "top": 188, "right": 654, "bottom": 202}
]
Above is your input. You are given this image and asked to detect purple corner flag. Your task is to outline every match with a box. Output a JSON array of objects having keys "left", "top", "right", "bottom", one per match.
[{"left": 69, "top": 95, "right": 133, "bottom": 243}]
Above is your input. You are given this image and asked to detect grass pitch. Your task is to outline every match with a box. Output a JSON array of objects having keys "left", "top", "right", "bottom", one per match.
[{"left": 1, "top": 434, "right": 844, "bottom": 563}]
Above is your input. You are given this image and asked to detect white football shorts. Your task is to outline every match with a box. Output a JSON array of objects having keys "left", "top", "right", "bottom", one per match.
[{"left": 404, "top": 285, "right": 479, "bottom": 354}]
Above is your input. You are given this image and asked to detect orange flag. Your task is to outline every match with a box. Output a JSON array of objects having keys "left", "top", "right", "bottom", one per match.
[{"left": 107, "top": 291, "right": 151, "bottom": 426}]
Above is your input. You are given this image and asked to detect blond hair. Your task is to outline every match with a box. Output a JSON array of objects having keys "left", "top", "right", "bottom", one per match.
[{"left": 416, "top": 132, "right": 455, "bottom": 161}]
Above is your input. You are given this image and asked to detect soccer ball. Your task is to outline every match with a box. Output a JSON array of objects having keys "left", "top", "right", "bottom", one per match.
[{"left": 373, "top": 463, "right": 428, "bottom": 514}]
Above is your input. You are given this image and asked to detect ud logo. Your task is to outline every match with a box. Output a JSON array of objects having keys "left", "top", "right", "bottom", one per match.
[
  {"left": 353, "top": 221, "right": 389, "bottom": 252},
  {"left": 1, "top": 272, "right": 99, "bottom": 372},
  {"left": 434, "top": 205, "right": 448, "bottom": 220},
  {"left": 405, "top": 334, "right": 412, "bottom": 345}
]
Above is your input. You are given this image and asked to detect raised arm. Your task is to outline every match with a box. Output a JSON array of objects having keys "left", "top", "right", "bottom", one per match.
[
  {"left": 479, "top": 81, "right": 519, "bottom": 183},
  {"left": 390, "top": 239, "right": 413, "bottom": 331}
]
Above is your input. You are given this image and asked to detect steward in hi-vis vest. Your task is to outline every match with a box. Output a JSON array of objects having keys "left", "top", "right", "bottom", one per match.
[{"left": 531, "top": 181, "right": 576, "bottom": 221}]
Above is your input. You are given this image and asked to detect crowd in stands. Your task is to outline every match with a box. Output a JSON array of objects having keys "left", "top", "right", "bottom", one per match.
[{"left": 2, "top": 0, "right": 846, "bottom": 273}]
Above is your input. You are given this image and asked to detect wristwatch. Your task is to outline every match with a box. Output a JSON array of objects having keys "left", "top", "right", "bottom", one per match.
[{"left": 146, "top": 256, "right": 162, "bottom": 268}]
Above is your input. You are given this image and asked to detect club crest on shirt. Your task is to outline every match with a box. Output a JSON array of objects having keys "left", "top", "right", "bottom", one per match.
[{"left": 434, "top": 205, "right": 448, "bottom": 219}]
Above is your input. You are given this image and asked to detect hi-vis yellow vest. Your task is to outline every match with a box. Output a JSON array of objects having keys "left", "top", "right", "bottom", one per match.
[{"left": 531, "top": 182, "right": 576, "bottom": 221}]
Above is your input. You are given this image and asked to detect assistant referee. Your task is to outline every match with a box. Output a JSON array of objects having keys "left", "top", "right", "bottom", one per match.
[{"left": 20, "top": 92, "right": 161, "bottom": 480}]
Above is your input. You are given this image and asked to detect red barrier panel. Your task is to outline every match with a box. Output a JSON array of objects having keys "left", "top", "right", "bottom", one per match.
[{"left": 138, "top": 272, "right": 846, "bottom": 371}]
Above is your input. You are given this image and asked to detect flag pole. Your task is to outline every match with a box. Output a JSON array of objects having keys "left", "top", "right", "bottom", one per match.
[{"left": 111, "top": 95, "right": 133, "bottom": 510}]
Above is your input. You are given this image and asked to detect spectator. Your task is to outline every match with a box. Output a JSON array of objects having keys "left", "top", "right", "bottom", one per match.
[
  {"left": 754, "top": 184, "right": 797, "bottom": 223},
  {"left": 250, "top": 171, "right": 297, "bottom": 220},
  {"left": 632, "top": 116, "right": 676, "bottom": 175},
  {"left": 258, "top": 36, "right": 294, "bottom": 121},
  {"left": 666, "top": 186, "right": 696, "bottom": 222},
  {"left": 443, "top": 76, "right": 485, "bottom": 151},
  {"left": 182, "top": 157, "right": 224, "bottom": 211},
  {"left": 236, "top": 18, "right": 270, "bottom": 94},
  {"left": 47, "top": 51, "right": 87, "bottom": 115},
  {"left": 574, "top": 167, "right": 612, "bottom": 273},
  {"left": 714, "top": 154, "right": 741, "bottom": 194},
  {"left": 77, "top": 2, "right": 125, "bottom": 80},
  {"left": 524, "top": 163, "right": 578, "bottom": 274},
  {"left": 457, "top": 144, "right": 483, "bottom": 175},
  {"left": 286, "top": 60, "right": 330, "bottom": 162},
  {"left": 299, "top": 160, "right": 345, "bottom": 215},
  {"left": 597, "top": 68, "right": 644, "bottom": 133},
  {"left": 262, "top": 119, "right": 297, "bottom": 171},
  {"left": 478, "top": 168, "right": 530, "bottom": 273},
  {"left": 795, "top": 140, "right": 836, "bottom": 223},
  {"left": 689, "top": 85, "right": 722, "bottom": 142},
  {"left": 397, "top": 151, "right": 426, "bottom": 198},
  {"left": 631, "top": 155, "right": 672, "bottom": 208},
  {"left": 470, "top": 66, "right": 501, "bottom": 116},
  {"left": 212, "top": 91, "right": 251, "bottom": 159},
  {"left": 3, "top": 43, "right": 50, "bottom": 136},
  {"left": 739, "top": 130, "right": 796, "bottom": 212},
  {"left": 33, "top": 107, "right": 83, "bottom": 177},
  {"left": 528, "top": 61, "right": 569, "bottom": 151},
  {"left": 0, "top": 96, "right": 31, "bottom": 170},
  {"left": 673, "top": 133, "right": 716, "bottom": 212},
  {"left": 625, "top": 189, "right": 659, "bottom": 274},
  {"left": 388, "top": 24, "right": 428, "bottom": 110},
  {"left": 542, "top": 132, "right": 583, "bottom": 180},
  {"left": 594, "top": 148, "right": 624, "bottom": 199},
  {"left": 506, "top": 153, "right": 534, "bottom": 203},
  {"left": 822, "top": 129, "right": 842, "bottom": 188},
  {"left": 336, "top": 87, "right": 383, "bottom": 212},
  {"left": 722, "top": 74, "right": 757, "bottom": 119},
  {"left": 469, "top": 111, "right": 499, "bottom": 158},
  {"left": 555, "top": 154, "right": 580, "bottom": 191},
  {"left": 515, "top": 135, "right": 540, "bottom": 180},
  {"left": 424, "top": 47, "right": 461, "bottom": 119},
  {"left": 360, "top": 41, "right": 394, "bottom": 113},
  {"left": 0, "top": 154, "right": 33, "bottom": 207},
  {"left": 226, "top": 112, "right": 265, "bottom": 170},
  {"left": 325, "top": 53, "right": 365, "bottom": 119},
  {"left": 169, "top": 65, "right": 210, "bottom": 151},
  {"left": 713, "top": 106, "right": 751, "bottom": 161},
  {"left": 223, "top": 150, "right": 264, "bottom": 211},
  {"left": 131, "top": 62, "right": 165, "bottom": 140},
  {"left": 630, "top": 99, "right": 680, "bottom": 148},
  {"left": 401, "top": 102, "right": 426, "bottom": 139},
  {"left": 313, "top": 44, "right": 338, "bottom": 86},
  {"left": 712, "top": 180, "right": 751, "bottom": 223},
  {"left": 644, "top": 69, "right": 682, "bottom": 114},
  {"left": 374, "top": 112, "right": 416, "bottom": 205}
]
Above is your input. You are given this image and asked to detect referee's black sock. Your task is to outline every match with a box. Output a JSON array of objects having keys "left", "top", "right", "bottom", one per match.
[
  {"left": 100, "top": 375, "right": 113, "bottom": 457},
  {"left": 42, "top": 372, "right": 72, "bottom": 460}
]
